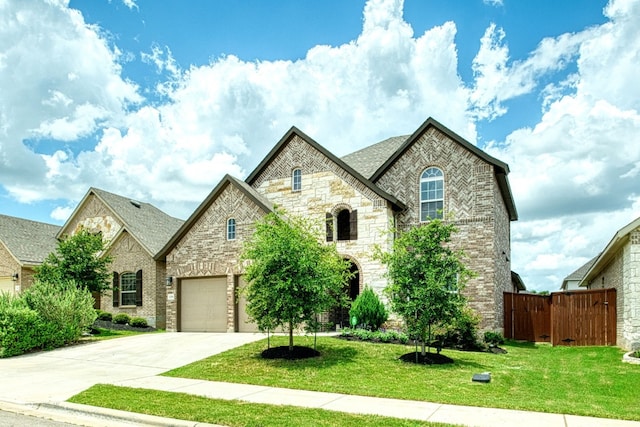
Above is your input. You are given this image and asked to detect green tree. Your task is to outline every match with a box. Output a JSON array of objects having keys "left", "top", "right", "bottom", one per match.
[
  {"left": 379, "top": 219, "right": 474, "bottom": 356},
  {"left": 241, "top": 210, "right": 352, "bottom": 353},
  {"left": 35, "top": 228, "right": 112, "bottom": 293},
  {"left": 349, "top": 286, "right": 388, "bottom": 331}
]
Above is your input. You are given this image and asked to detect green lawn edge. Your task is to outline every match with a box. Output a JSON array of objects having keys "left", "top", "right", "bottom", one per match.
[
  {"left": 161, "top": 335, "right": 639, "bottom": 421},
  {"left": 69, "top": 384, "right": 456, "bottom": 427}
]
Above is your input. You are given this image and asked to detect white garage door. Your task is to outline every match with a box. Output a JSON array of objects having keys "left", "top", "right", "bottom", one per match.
[
  {"left": 237, "top": 277, "right": 259, "bottom": 333},
  {"left": 180, "top": 277, "right": 227, "bottom": 332},
  {"left": 0, "top": 277, "right": 15, "bottom": 295}
]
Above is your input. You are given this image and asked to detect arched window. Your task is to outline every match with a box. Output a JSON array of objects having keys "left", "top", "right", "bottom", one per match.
[
  {"left": 227, "top": 218, "right": 236, "bottom": 240},
  {"left": 420, "top": 167, "right": 444, "bottom": 221},
  {"left": 326, "top": 208, "right": 358, "bottom": 242},
  {"left": 292, "top": 168, "right": 302, "bottom": 191}
]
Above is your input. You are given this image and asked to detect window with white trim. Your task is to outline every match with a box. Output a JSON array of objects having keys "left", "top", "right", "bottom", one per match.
[
  {"left": 120, "top": 272, "right": 137, "bottom": 306},
  {"left": 227, "top": 218, "right": 236, "bottom": 240},
  {"left": 420, "top": 167, "right": 444, "bottom": 221},
  {"left": 292, "top": 168, "right": 302, "bottom": 192}
]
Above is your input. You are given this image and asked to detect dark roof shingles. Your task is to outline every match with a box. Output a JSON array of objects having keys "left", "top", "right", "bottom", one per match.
[
  {"left": 0, "top": 215, "right": 60, "bottom": 265},
  {"left": 91, "top": 188, "right": 184, "bottom": 255},
  {"left": 340, "top": 136, "right": 408, "bottom": 179}
]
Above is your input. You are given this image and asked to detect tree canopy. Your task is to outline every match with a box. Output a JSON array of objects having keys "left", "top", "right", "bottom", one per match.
[
  {"left": 35, "top": 228, "right": 112, "bottom": 293},
  {"left": 241, "top": 210, "right": 352, "bottom": 352},
  {"left": 379, "top": 219, "right": 474, "bottom": 355}
]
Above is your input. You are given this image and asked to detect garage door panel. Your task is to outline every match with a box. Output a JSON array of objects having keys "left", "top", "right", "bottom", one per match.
[
  {"left": 181, "top": 277, "right": 227, "bottom": 332},
  {"left": 0, "top": 278, "right": 15, "bottom": 295}
]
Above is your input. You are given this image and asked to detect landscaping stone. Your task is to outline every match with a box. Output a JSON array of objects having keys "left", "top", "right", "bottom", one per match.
[{"left": 472, "top": 372, "right": 491, "bottom": 383}]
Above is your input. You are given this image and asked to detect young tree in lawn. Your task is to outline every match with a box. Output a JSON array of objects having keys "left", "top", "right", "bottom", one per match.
[
  {"left": 35, "top": 228, "right": 112, "bottom": 293},
  {"left": 242, "top": 210, "right": 352, "bottom": 353},
  {"left": 379, "top": 219, "right": 473, "bottom": 356}
]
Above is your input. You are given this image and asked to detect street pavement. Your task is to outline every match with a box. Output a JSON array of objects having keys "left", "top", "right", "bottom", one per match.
[{"left": 1, "top": 332, "right": 639, "bottom": 427}]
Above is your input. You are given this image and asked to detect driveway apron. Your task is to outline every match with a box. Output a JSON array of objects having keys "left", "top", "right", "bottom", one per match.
[{"left": 0, "top": 332, "right": 264, "bottom": 404}]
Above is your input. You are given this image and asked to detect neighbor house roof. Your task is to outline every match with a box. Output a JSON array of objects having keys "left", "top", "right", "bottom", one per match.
[
  {"left": 561, "top": 255, "right": 599, "bottom": 290},
  {"left": 0, "top": 214, "right": 61, "bottom": 266},
  {"left": 511, "top": 271, "right": 526, "bottom": 291},
  {"left": 361, "top": 117, "right": 518, "bottom": 221},
  {"left": 245, "top": 127, "right": 406, "bottom": 211},
  {"left": 579, "top": 216, "right": 640, "bottom": 287},
  {"left": 59, "top": 188, "right": 184, "bottom": 257},
  {"left": 156, "top": 174, "right": 274, "bottom": 260}
]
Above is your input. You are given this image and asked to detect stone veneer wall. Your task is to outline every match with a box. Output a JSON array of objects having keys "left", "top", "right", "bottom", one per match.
[
  {"left": 64, "top": 195, "right": 123, "bottom": 239},
  {"left": 250, "top": 135, "right": 394, "bottom": 297},
  {"left": 589, "top": 229, "right": 640, "bottom": 349},
  {"left": 165, "top": 183, "right": 269, "bottom": 332},
  {"left": 103, "top": 232, "right": 165, "bottom": 328},
  {"left": 626, "top": 230, "right": 640, "bottom": 349},
  {"left": 374, "top": 127, "right": 510, "bottom": 331}
]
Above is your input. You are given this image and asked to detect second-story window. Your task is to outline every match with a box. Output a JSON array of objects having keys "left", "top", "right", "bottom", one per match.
[
  {"left": 420, "top": 167, "right": 444, "bottom": 221},
  {"left": 292, "top": 168, "right": 302, "bottom": 192},
  {"left": 227, "top": 218, "right": 236, "bottom": 240}
]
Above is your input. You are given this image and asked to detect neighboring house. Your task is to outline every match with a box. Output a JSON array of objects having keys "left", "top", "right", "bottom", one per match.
[
  {"left": 511, "top": 271, "right": 527, "bottom": 293},
  {"left": 560, "top": 255, "right": 599, "bottom": 291},
  {"left": 159, "top": 117, "right": 518, "bottom": 333},
  {"left": 0, "top": 215, "right": 60, "bottom": 295},
  {"left": 59, "top": 188, "right": 183, "bottom": 328},
  {"left": 579, "top": 216, "right": 640, "bottom": 350}
]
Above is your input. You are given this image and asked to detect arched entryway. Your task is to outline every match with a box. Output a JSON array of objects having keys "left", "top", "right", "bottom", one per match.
[{"left": 330, "top": 259, "right": 360, "bottom": 330}]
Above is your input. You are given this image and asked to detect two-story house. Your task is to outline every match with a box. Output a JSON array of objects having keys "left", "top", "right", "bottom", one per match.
[{"left": 158, "top": 117, "right": 518, "bottom": 333}]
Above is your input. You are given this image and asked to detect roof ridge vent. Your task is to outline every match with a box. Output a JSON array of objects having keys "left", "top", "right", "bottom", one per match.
[{"left": 129, "top": 200, "right": 142, "bottom": 208}]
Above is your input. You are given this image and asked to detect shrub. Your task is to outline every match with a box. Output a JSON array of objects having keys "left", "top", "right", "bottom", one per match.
[
  {"left": 349, "top": 287, "right": 388, "bottom": 331},
  {"left": 97, "top": 311, "right": 113, "bottom": 321},
  {"left": 435, "top": 307, "right": 483, "bottom": 351},
  {"left": 112, "top": 313, "right": 131, "bottom": 325},
  {"left": 129, "top": 317, "right": 148, "bottom": 328},
  {"left": 484, "top": 331, "right": 505, "bottom": 346},
  {"left": 340, "top": 327, "right": 408, "bottom": 344},
  {"left": 23, "top": 280, "right": 97, "bottom": 348}
]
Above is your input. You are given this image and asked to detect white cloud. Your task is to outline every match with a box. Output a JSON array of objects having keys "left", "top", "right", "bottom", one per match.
[
  {"left": 50, "top": 205, "right": 74, "bottom": 222},
  {"left": 0, "top": 0, "right": 141, "bottom": 200},
  {"left": 2, "top": 0, "right": 639, "bottom": 295},
  {"left": 485, "top": 0, "right": 640, "bottom": 291}
]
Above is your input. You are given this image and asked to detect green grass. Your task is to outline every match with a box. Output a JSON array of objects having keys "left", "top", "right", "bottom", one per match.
[
  {"left": 81, "top": 327, "right": 160, "bottom": 341},
  {"left": 162, "top": 335, "right": 640, "bottom": 421},
  {"left": 70, "top": 384, "right": 454, "bottom": 427}
]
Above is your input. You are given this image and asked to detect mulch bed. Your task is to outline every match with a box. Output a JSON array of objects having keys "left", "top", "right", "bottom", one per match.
[
  {"left": 92, "top": 319, "right": 157, "bottom": 333},
  {"left": 261, "top": 345, "right": 320, "bottom": 360}
]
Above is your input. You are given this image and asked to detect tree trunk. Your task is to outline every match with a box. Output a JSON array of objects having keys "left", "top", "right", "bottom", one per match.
[
  {"left": 289, "top": 320, "right": 294, "bottom": 352},
  {"left": 421, "top": 340, "right": 426, "bottom": 356}
]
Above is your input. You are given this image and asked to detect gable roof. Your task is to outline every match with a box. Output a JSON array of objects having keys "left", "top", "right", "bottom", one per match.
[
  {"left": 341, "top": 135, "right": 409, "bottom": 179},
  {"left": 511, "top": 271, "right": 526, "bottom": 291},
  {"left": 0, "top": 214, "right": 60, "bottom": 265},
  {"left": 561, "top": 255, "right": 599, "bottom": 290},
  {"left": 245, "top": 127, "right": 406, "bottom": 211},
  {"left": 367, "top": 117, "right": 518, "bottom": 221},
  {"left": 60, "top": 188, "right": 184, "bottom": 257},
  {"left": 156, "top": 174, "right": 274, "bottom": 260},
  {"left": 579, "top": 216, "right": 640, "bottom": 287}
]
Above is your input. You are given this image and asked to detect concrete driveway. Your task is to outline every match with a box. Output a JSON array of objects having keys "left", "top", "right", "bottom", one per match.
[{"left": 0, "top": 332, "right": 264, "bottom": 404}]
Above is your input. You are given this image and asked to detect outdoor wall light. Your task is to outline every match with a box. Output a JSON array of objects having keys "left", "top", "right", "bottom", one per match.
[
  {"left": 11, "top": 273, "right": 18, "bottom": 281},
  {"left": 165, "top": 276, "right": 173, "bottom": 286}
]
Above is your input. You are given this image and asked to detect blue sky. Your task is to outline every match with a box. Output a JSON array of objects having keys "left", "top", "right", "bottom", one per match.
[{"left": 1, "top": 0, "right": 639, "bottom": 292}]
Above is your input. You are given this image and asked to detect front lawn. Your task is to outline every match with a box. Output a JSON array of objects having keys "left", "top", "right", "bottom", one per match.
[{"left": 163, "top": 335, "right": 639, "bottom": 420}]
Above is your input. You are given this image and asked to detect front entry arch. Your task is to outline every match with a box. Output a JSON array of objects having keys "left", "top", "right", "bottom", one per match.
[{"left": 330, "top": 259, "right": 360, "bottom": 330}]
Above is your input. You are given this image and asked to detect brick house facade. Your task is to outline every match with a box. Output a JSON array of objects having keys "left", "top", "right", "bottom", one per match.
[
  {"left": 59, "top": 188, "right": 183, "bottom": 328},
  {"left": 160, "top": 117, "right": 518, "bottom": 333}
]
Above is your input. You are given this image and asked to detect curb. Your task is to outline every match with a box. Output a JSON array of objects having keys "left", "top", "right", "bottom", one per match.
[{"left": 0, "top": 399, "right": 224, "bottom": 427}]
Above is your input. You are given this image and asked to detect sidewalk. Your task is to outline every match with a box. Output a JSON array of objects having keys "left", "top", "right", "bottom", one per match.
[{"left": 3, "top": 377, "right": 640, "bottom": 427}]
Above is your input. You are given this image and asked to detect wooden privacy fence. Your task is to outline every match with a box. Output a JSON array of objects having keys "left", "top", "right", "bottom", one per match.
[{"left": 504, "top": 288, "right": 616, "bottom": 346}]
